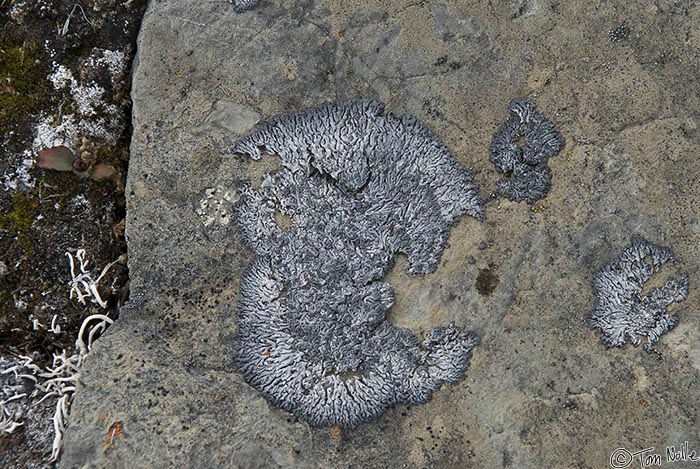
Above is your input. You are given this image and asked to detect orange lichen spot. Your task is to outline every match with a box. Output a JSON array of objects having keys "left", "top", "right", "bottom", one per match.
[
  {"left": 332, "top": 426, "right": 341, "bottom": 441},
  {"left": 102, "top": 421, "right": 125, "bottom": 449},
  {"left": 262, "top": 350, "right": 270, "bottom": 357}
]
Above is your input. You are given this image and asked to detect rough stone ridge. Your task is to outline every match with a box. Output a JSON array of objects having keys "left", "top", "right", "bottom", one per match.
[
  {"left": 232, "top": 99, "right": 483, "bottom": 428},
  {"left": 489, "top": 99, "right": 564, "bottom": 204},
  {"left": 588, "top": 237, "right": 689, "bottom": 352}
]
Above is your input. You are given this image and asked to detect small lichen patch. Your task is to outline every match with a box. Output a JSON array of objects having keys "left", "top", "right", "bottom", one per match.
[
  {"left": 489, "top": 99, "right": 564, "bottom": 204},
  {"left": 39, "top": 48, "right": 128, "bottom": 152},
  {"left": 284, "top": 60, "right": 299, "bottom": 80},
  {"left": 588, "top": 237, "right": 689, "bottom": 352},
  {"left": 609, "top": 24, "right": 631, "bottom": 42},
  {"left": 196, "top": 186, "right": 237, "bottom": 227},
  {"left": 102, "top": 421, "right": 125, "bottom": 450},
  {"left": 231, "top": 0, "right": 259, "bottom": 13},
  {"left": 3, "top": 153, "right": 34, "bottom": 191},
  {"left": 233, "top": 99, "right": 483, "bottom": 428}
]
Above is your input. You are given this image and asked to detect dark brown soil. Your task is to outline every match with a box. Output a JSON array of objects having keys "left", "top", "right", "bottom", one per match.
[{"left": 0, "top": 1, "right": 145, "bottom": 466}]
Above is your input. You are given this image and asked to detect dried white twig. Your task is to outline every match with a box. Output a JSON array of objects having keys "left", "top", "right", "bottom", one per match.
[
  {"left": 37, "top": 315, "right": 111, "bottom": 462},
  {"left": 66, "top": 249, "right": 124, "bottom": 308},
  {"left": 76, "top": 314, "right": 114, "bottom": 356},
  {"left": 1, "top": 250, "right": 123, "bottom": 461},
  {"left": 1, "top": 356, "right": 34, "bottom": 435},
  {"left": 30, "top": 314, "right": 44, "bottom": 331},
  {"left": 59, "top": 4, "right": 93, "bottom": 37},
  {"left": 1, "top": 392, "right": 26, "bottom": 434},
  {"left": 51, "top": 314, "right": 61, "bottom": 334}
]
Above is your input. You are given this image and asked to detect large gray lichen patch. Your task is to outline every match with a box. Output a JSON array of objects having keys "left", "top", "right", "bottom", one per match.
[
  {"left": 489, "top": 99, "right": 564, "bottom": 204},
  {"left": 232, "top": 99, "right": 483, "bottom": 428},
  {"left": 588, "top": 237, "right": 689, "bottom": 352}
]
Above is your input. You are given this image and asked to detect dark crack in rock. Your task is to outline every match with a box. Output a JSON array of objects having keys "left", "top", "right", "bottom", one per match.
[
  {"left": 489, "top": 99, "right": 564, "bottom": 204},
  {"left": 232, "top": 99, "right": 483, "bottom": 428},
  {"left": 588, "top": 237, "right": 689, "bottom": 352}
]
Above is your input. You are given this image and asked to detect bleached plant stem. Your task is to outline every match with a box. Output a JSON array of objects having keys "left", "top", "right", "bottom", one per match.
[
  {"left": 75, "top": 314, "right": 114, "bottom": 356},
  {"left": 1, "top": 250, "right": 123, "bottom": 461}
]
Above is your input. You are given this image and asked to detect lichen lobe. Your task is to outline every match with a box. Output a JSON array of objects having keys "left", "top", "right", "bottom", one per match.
[
  {"left": 232, "top": 99, "right": 483, "bottom": 427},
  {"left": 588, "top": 237, "right": 689, "bottom": 352},
  {"left": 231, "top": 0, "right": 259, "bottom": 13},
  {"left": 489, "top": 99, "right": 564, "bottom": 204}
]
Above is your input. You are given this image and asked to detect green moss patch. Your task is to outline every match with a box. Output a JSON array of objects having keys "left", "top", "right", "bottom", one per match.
[
  {"left": 0, "top": 42, "right": 53, "bottom": 134},
  {"left": 0, "top": 191, "right": 39, "bottom": 254}
]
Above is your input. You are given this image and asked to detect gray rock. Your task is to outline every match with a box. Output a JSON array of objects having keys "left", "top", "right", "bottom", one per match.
[{"left": 61, "top": 1, "right": 700, "bottom": 468}]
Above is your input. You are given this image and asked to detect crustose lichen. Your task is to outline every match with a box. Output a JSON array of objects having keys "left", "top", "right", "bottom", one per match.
[{"left": 232, "top": 99, "right": 483, "bottom": 428}]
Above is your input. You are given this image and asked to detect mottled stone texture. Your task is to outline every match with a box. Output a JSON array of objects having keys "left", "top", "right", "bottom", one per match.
[{"left": 61, "top": 1, "right": 700, "bottom": 468}]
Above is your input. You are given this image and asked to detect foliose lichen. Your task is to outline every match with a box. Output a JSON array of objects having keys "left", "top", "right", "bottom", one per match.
[
  {"left": 231, "top": 0, "right": 258, "bottom": 13},
  {"left": 232, "top": 99, "right": 483, "bottom": 428},
  {"left": 489, "top": 99, "right": 564, "bottom": 204},
  {"left": 588, "top": 236, "right": 689, "bottom": 352}
]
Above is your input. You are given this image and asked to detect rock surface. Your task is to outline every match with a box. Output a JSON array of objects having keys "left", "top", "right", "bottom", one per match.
[{"left": 62, "top": 1, "right": 700, "bottom": 467}]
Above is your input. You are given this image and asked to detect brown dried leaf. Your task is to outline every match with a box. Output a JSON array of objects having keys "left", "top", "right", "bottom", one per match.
[
  {"left": 37, "top": 146, "right": 76, "bottom": 171},
  {"left": 112, "top": 219, "right": 125, "bottom": 240},
  {"left": 1, "top": 77, "right": 14, "bottom": 94},
  {"left": 114, "top": 172, "right": 125, "bottom": 192},
  {"left": 89, "top": 163, "right": 117, "bottom": 181}
]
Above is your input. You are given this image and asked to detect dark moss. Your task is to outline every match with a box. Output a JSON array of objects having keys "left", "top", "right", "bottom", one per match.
[
  {"left": 42, "top": 170, "right": 82, "bottom": 211},
  {"left": 475, "top": 268, "right": 499, "bottom": 296},
  {"left": 0, "top": 290, "right": 8, "bottom": 317}
]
